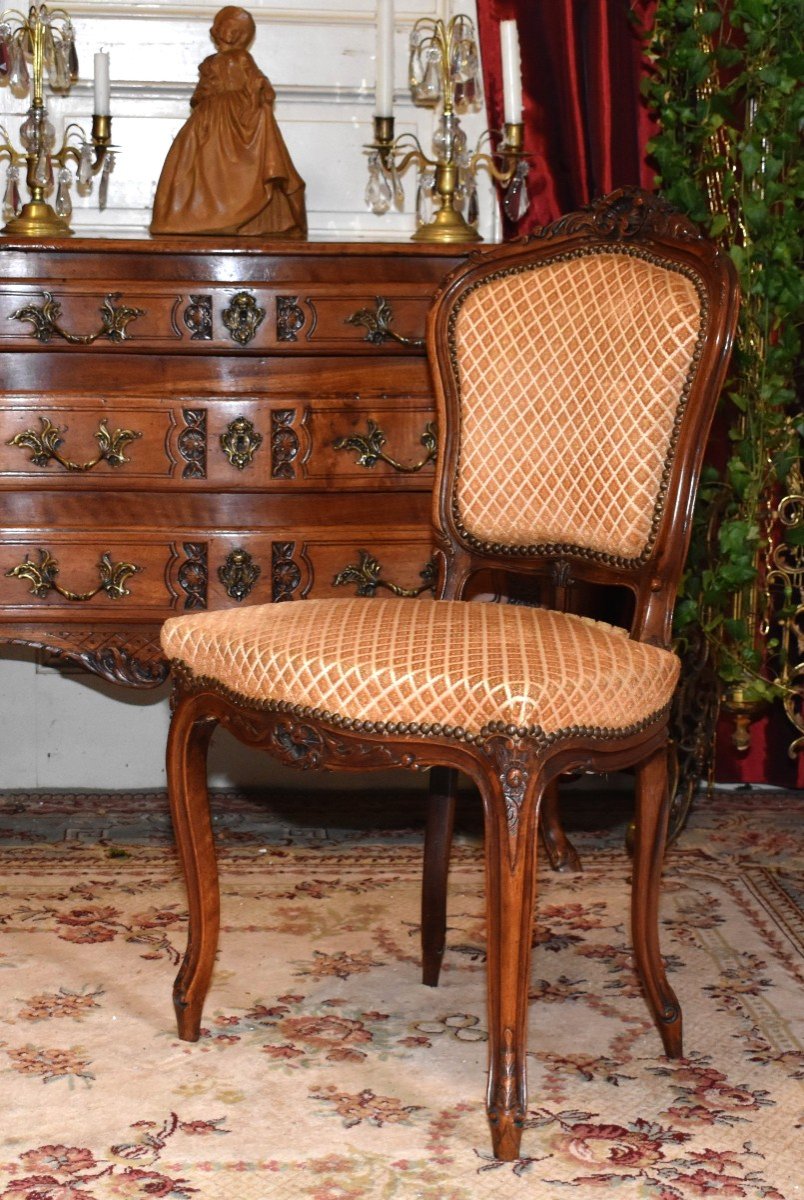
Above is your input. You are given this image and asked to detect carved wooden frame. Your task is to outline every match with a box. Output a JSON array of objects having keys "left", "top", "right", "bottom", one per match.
[{"left": 166, "top": 188, "right": 740, "bottom": 1162}]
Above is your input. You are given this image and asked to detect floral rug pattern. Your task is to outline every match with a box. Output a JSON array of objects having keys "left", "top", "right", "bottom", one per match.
[{"left": 0, "top": 786, "right": 801, "bottom": 1199}]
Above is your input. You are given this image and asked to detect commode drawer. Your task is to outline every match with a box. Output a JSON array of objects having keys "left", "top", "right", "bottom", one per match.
[
  {"left": 0, "top": 394, "right": 437, "bottom": 491},
  {"left": 0, "top": 283, "right": 433, "bottom": 355},
  {"left": 0, "top": 532, "right": 435, "bottom": 618}
]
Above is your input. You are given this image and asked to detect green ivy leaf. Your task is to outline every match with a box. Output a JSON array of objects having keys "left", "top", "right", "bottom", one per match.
[{"left": 739, "top": 144, "right": 763, "bottom": 178}]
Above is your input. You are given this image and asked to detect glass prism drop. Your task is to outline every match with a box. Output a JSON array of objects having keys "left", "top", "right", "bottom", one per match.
[
  {"left": 55, "top": 168, "right": 72, "bottom": 218},
  {"left": 2, "top": 166, "right": 22, "bottom": 222}
]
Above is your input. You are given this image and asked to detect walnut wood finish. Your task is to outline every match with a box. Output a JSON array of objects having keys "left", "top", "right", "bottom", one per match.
[
  {"left": 164, "top": 192, "right": 740, "bottom": 1161},
  {"left": 0, "top": 231, "right": 573, "bottom": 1002},
  {"left": 0, "top": 237, "right": 467, "bottom": 683}
]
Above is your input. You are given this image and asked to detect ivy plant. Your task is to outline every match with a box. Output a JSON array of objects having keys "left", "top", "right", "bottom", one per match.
[{"left": 643, "top": 0, "right": 803, "bottom": 735}]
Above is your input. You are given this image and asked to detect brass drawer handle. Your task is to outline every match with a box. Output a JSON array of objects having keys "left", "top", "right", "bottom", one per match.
[
  {"left": 6, "top": 548, "right": 139, "bottom": 602},
  {"left": 333, "top": 550, "right": 436, "bottom": 598},
  {"left": 333, "top": 418, "right": 437, "bottom": 473},
  {"left": 345, "top": 297, "right": 425, "bottom": 348},
  {"left": 7, "top": 416, "right": 142, "bottom": 471},
  {"left": 9, "top": 291, "right": 144, "bottom": 345}
]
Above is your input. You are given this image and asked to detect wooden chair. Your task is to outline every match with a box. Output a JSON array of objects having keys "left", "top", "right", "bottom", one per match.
[{"left": 160, "top": 189, "right": 738, "bottom": 1162}]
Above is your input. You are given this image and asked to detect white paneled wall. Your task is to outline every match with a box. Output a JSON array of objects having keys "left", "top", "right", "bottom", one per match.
[
  {"left": 1, "top": 0, "right": 497, "bottom": 240},
  {"left": 1, "top": 1, "right": 497, "bottom": 788}
]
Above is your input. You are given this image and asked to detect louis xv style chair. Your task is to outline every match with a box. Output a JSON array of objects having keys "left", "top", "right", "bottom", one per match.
[{"left": 160, "top": 189, "right": 739, "bottom": 1162}]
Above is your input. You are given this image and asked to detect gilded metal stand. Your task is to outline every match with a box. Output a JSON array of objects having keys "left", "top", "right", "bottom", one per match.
[
  {"left": 0, "top": 4, "right": 113, "bottom": 236},
  {"left": 366, "top": 17, "right": 527, "bottom": 244}
]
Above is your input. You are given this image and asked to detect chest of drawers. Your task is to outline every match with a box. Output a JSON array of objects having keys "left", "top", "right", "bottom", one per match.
[{"left": 0, "top": 237, "right": 467, "bottom": 687}]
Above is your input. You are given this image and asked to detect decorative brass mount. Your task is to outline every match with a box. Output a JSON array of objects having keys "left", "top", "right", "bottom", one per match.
[
  {"left": 222, "top": 291, "right": 265, "bottom": 346},
  {"left": 333, "top": 550, "right": 436, "bottom": 598},
  {"left": 220, "top": 416, "right": 263, "bottom": 470},
  {"left": 7, "top": 416, "right": 141, "bottom": 471},
  {"left": 9, "top": 291, "right": 144, "bottom": 344},
  {"left": 345, "top": 297, "right": 425, "bottom": 348},
  {"left": 218, "top": 547, "right": 261, "bottom": 602},
  {"left": 6, "top": 548, "right": 139, "bottom": 601},
  {"left": 333, "top": 418, "right": 437, "bottom": 473}
]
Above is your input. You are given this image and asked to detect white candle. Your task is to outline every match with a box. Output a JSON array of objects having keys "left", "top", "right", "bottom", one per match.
[
  {"left": 374, "top": 0, "right": 394, "bottom": 117},
  {"left": 93, "top": 50, "right": 110, "bottom": 116},
  {"left": 500, "top": 20, "right": 522, "bottom": 125}
]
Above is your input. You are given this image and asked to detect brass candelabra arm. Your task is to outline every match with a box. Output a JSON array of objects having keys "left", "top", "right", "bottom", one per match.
[
  {"left": 0, "top": 128, "right": 23, "bottom": 163},
  {"left": 57, "top": 116, "right": 113, "bottom": 175},
  {"left": 470, "top": 123, "right": 527, "bottom": 188},
  {"left": 370, "top": 119, "right": 430, "bottom": 175}
]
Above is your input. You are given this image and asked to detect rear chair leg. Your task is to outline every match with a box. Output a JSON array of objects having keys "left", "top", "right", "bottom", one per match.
[
  {"left": 421, "top": 766, "right": 457, "bottom": 986},
  {"left": 539, "top": 778, "right": 582, "bottom": 873}
]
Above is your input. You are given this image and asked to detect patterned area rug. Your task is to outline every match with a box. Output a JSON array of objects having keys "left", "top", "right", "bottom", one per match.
[{"left": 0, "top": 785, "right": 801, "bottom": 1199}]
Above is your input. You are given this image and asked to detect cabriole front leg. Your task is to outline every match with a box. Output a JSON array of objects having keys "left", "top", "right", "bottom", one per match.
[
  {"left": 632, "top": 744, "right": 683, "bottom": 1058},
  {"left": 166, "top": 690, "right": 219, "bottom": 1042},
  {"left": 478, "top": 741, "right": 542, "bottom": 1161}
]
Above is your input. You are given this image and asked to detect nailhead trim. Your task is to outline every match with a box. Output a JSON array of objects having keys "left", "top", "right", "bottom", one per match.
[{"left": 171, "top": 660, "right": 670, "bottom": 752}]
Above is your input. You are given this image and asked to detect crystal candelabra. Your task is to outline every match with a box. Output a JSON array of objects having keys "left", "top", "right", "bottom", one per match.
[
  {"left": 0, "top": 2, "right": 113, "bottom": 236},
  {"left": 366, "top": 15, "right": 528, "bottom": 243}
]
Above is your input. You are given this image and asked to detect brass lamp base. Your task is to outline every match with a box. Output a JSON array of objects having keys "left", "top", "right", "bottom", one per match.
[
  {"left": 722, "top": 686, "right": 767, "bottom": 753},
  {"left": 411, "top": 206, "right": 482, "bottom": 244},
  {"left": 3, "top": 200, "right": 73, "bottom": 238}
]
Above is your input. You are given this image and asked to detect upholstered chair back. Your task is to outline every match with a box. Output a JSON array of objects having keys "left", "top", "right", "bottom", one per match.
[{"left": 428, "top": 192, "right": 737, "bottom": 644}]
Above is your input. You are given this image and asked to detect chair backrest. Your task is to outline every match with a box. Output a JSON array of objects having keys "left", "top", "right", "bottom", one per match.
[{"left": 427, "top": 189, "right": 739, "bottom": 646}]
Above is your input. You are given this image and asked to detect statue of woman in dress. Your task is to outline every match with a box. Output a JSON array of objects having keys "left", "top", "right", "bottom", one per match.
[{"left": 151, "top": 6, "right": 307, "bottom": 237}]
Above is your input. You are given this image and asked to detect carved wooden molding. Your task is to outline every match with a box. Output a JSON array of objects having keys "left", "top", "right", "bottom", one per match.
[
  {"left": 270, "top": 409, "right": 299, "bottom": 479},
  {"left": 276, "top": 296, "right": 306, "bottom": 342},
  {"left": 179, "top": 542, "right": 208, "bottom": 610},
  {"left": 178, "top": 408, "right": 207, "bottom": 479},
  {"left": 532, "top": 187, "right": 702, "bottom": 244},
  {"left": 22, "top": 630, "right": 167, "bottom": 688},
  {"left": 183, "top": 295, "right": 213, "bottom": 340},
  {"left": 271, "top": 541, "right": 300, "bottom": 601}
]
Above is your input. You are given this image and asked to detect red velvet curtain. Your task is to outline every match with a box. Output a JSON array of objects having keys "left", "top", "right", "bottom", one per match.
[{"left": 476, "top": 0, "right": 658, "bottom": 235}]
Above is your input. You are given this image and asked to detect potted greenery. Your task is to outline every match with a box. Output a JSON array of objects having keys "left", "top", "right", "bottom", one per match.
[{"left": 643, "top": 0, "right": 802, "bottom": 796}]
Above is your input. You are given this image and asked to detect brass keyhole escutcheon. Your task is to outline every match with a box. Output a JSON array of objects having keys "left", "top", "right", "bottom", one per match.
[{"left": 220, "top": 416, "right": 263, "bottom": 470}]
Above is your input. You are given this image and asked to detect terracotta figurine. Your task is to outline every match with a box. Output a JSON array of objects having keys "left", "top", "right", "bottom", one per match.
[{"left": 151, "top": 6, "right": 307, "bottom": 237}]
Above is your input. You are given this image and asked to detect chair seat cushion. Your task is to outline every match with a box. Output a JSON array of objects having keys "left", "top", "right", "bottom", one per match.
[{"left": 161, "top": 598, "right": 679, "bottom": 743}]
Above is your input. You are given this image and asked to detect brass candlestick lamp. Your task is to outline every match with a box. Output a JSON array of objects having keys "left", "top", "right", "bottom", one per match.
[
  {"left": 366, "top": 15, "right": 528, "bottom": 243},
  {"left": 0, "top": 2, "right": 114, "bottom": 236}
]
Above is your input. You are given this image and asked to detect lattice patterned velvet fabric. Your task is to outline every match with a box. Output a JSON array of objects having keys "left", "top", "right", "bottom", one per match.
[
  {"left": 161, "top": 597, "right": 680, "bottom": 739},
  {"left": 453, "top": 251, "right": 702, "bottom": 559}
]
